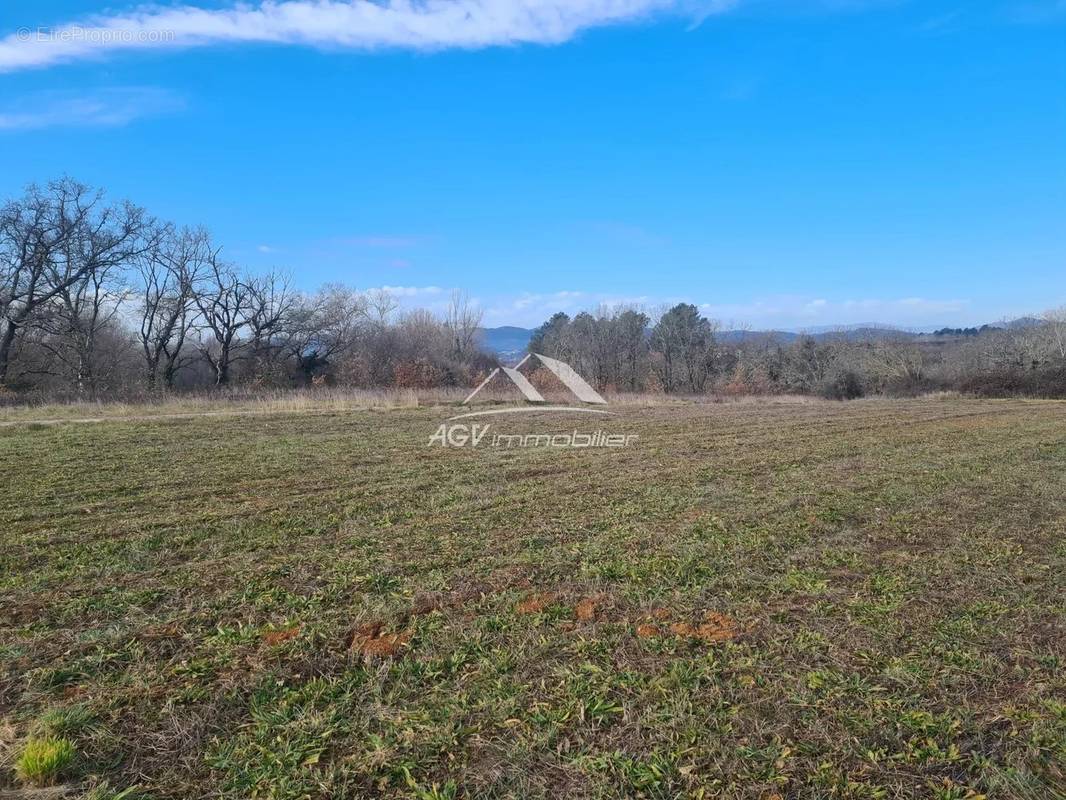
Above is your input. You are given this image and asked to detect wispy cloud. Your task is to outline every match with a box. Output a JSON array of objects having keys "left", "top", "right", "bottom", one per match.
[
  {"left": 0, "top": 86, "right": 184, "bottom": 130},
  {"left": 1008, "top": 1, "right": 1066, "bottom": 24},
  {"left": 509, "top": 290, "right": 586, "bottom": 311},
  {"left": 0, "top": 0, "right": 739, "bottom": 73},
  {"left": 374, "top": 285, "right": 445, "bottom": 297}
]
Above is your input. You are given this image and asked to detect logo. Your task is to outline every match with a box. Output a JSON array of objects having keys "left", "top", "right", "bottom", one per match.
[
  {"left": 428, "top": 353, "right": 637, "bottom": 449},
  {"left": 463, "top": 353, "right": 607, "bottom": 406}
]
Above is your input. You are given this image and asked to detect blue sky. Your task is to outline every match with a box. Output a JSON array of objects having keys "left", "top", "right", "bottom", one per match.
[{"left": 1, "top": 0, "right": 1064, "bottom": 330}]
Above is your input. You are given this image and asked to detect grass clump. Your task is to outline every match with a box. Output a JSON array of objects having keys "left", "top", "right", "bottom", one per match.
[
  {"left": 34, "top": 703, "right": 95, "bottom": 737},
  {"left": 15, "top": 736, "right": 76, "bottom": 785}
]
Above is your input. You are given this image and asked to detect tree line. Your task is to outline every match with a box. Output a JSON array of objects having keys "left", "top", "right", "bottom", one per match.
[
  {"left": 4, "top": 178, "right": 1064, "bottom": 402},
  {"left": 527, "top": 304, "right": 1066, "bottom": 399},
  {"left": 0, "top": 178, "right": 493, "bottom": 399}
]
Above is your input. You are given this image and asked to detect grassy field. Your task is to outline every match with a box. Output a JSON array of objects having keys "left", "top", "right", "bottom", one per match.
[{"left": 1, "top": 398, "right": 1064, "bottom": 799}]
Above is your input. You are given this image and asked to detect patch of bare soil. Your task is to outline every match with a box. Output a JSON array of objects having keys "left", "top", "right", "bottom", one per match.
[
  {"left": 516, "top": 593, "right": 557, "bottom": 614},
  {"left": 574, "top": 595, "right": 605, "bottom": 621},
  {"left": 348, "top": 621, "right": 412, "bottom": 658},
  {"left": 670, "top": 611, "right": 739, "bottom": 643},
  {"left": 262, "top": 626, "right": 301, "bottom": 646}
]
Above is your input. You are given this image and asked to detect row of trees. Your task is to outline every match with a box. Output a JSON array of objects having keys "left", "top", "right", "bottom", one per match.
[
  {"left": 0, "top": 179, "right": 491, "bottom": 398},
  {"left": 4, "top": 178, "right": 1063, "bottom": 401},
  {"left": 528, "top": 305, "right": 1066, "bottom": 399},
  {"left": 529, "top": 305, "right": 722, "bottom": 394}
]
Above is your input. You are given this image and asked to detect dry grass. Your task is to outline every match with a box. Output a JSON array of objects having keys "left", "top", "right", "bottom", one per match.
[
  {"left": 0, "top": 387, "right": 461, "bottom": 424},
  {"left": 0, "top": 387, "right": 867, "bottom": 425}
]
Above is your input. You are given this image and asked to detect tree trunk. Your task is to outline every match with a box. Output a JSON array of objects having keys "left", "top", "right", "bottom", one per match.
[
  {"left": 215, "top": 344, "right": 231, "bottom": 387},
  {"left": 0, "top": 321, "right": 18, "bottom": 386}
]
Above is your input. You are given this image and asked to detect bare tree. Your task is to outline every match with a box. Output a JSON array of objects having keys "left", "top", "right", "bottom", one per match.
[
  {"left": 285, "top": 284, "right": 367, "bottom": 384},
  {"left": 445, "top": 290, "right": 483, "bottom": 360},
  {"left": 137, "top": 225, "right": 210, "bottom": 390},
  {"left": 365, "top": 288, "right": 399, "bottom": 327},
  {"left": 781, "top": 336, "right": 838, "bottom": 392},
  {"left": 0, "top": 179, "right": 147, "bottom": 387},
  {"left": 1043, "top": 307, "right": 1066, "bottom": 361},
  {"left": 245, "top": 270, "right": 295, "bottom": 383},
  {"left": 195, "top": 255, "right": 254, "bottom": 387},
  {"left": 31, "top": 254, "right": 131, "bottom": 394},
  {"left": 864, "top": 337, "right": 926, "bottom": 387}
]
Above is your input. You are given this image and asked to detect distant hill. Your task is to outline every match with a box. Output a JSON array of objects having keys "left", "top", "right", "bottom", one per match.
[
  {"left": 478, "top": 326, "right": 533, "bottom": 360},
  {"left": 719, "top": 325, "right": 916, "bottom": 344},
  {"left": 718, "top": 329, "right": 800, "bottom": 343},
  {"left": 1002, "top": 316, "right": 1043, "bottom": 330}
]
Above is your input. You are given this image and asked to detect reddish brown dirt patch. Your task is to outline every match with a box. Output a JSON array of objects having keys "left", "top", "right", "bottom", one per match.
[
  {"left": 670, "top": 612, "right": 738, "bottom": 643},
  {"left": 516, "top": 592, "right": 556, "bottom": 614},
  {"left": 349, "top": 621, "right": 412, "bottom": 658},
  {"left": 359, "top": 631, "right": 411, "bottom": 657},
  {"left": 636, "top": 623, "right": 662, "bottom": 638},
  {"left": 574, "top": 595, "right": 604, "bottom": 621},
  {"left": 669, "top": 622, "right": 698, "bottom": 637},
  {"left": 353, "top": 621, "right": 384, "bottom": 639},
  {"left": 697, "top": 611, "right": 738, "bottom": 642},
  {"left": 262, "top": 626, "right": 301, "bottom": 646}
]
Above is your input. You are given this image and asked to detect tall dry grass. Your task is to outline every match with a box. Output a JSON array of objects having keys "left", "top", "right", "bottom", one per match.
[
  {"left": 0, "top": 384, "right": 970, "bottom": 424},
  {"left": 0, "top": 387, "right": 471, "bottom": 422}
]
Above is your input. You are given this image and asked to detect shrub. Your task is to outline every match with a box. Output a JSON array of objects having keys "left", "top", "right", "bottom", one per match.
[
  {"left": 16, "top": 737, "right": 76, "bottom": 785},
  {"left": 883, "top": 375, "right": 943, "bottom": 398},
  {"left": 959, "top": 367, "right": 1066, "bottom": 399},
  {"left": 819, "top": 370, "right": 865, "bottom": 400}
]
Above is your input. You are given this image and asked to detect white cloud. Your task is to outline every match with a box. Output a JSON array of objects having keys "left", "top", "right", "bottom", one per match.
[
  {"left": 511, "top": 290, "right": 585, "bottom": 310},
  {"left": 0, "top": 0, "right": 739, "bottom": 73},
  {"left": 374, "top": 285, "right": 445, "bottom": 297},
  {"left": 0, "top": 86, "right": 183, "bottom": 130}
]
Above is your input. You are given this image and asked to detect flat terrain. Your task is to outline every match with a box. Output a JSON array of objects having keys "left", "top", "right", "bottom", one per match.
[{"left": 1, "top": 398, "right": 1064, "bottom": 799}]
